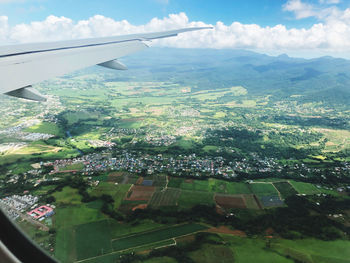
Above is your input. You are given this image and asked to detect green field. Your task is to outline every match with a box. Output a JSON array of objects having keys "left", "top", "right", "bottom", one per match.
[
  {"left": 54, "top": 202, "right": 106, "bottom": 229},
  {"left": 25, "top": 121, "right": 63, "bottom": 136},
  {"left": 289, "top": 181, "right": 321, "bottom": 195},
  {"left": 149, "top": 188, "right": 181, "bottom": 207},
  {"left": 223, "top": 236, "right": 293, "bottom": 263},
  {"left": 274, "top": 238, "right": 350, "bottom": 263},
  {"left": 168, "top": 177, "right": 183, "bottom": 188},
  {"left": 111, "top": 223, "right": 207, "bottom": 251},
  {"left": 53, "top": 186, "right": 82, "bottom": 206},
  {"left": 75, "top": 220, "right": 113, "bottom": 260},
  {"left": 190, "top": 244, "right": 234, "bottom": 263},
  {"left": 248, "top": 183, "right": 279, "bottom": 197},
  {"left": 180, "top": 180, "right": 209, "bottom": 192},
  {"left": 88, "top": 182, "right": 131, "bottom": 209},
  {"left": 178, "top": 190, "right": 215, "bottom": 209},
  {"left": 208, "top": 179, "right": 252, "bottom": 194},
  {"left": 273, "top": 182, "right": 298, "bottom": 198},
  {"left": 59, "top": 162, "right": 84, "bottom": 171}
]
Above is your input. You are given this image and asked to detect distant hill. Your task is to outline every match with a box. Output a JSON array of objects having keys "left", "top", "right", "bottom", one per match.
[{"left": 94, "top": 48, "right": 350, "bottom": 104}]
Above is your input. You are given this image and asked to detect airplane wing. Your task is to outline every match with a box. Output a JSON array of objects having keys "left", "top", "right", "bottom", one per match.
[{"left": 0, "top": 27, "right": 211, "bottom": 101}]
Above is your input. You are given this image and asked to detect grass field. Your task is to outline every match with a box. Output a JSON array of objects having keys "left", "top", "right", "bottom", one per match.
[
  {"left": 289, "top": 181, "right": 321, "bottom": 195},
  {"left": 190, "top": 244, "right": 234, "bottom": 263},
  {"left": 273, "top": 182, "right": 298, "bottom": 198},
  {"left": 88, "top": 182, "right": 131, "bottom": 209},
  {"left": 59, "top": 162, "right": 84, "bottom": 171},
  {"left": 180, "top": 180, "right": 209, "bottom": 192},
  {"left": 111, "top": 224, "right": 207, "bottom": 251},
  {"left": 55, "top": 226, "right": 76, "bottom": 263},
  {"left": 54, "top": 202, "right": 106, "bottom": 229},
  {"left": 242, "top": 194, "right": 261, "bottom": 209},
  {"left": 75, "top": 220, "right": 113, "bottom": 260},
  {"left": 178, "top": 190, "right": 214, "bottom": 209},
  {"left": 25, "top": 121, "right": 63, "bottom": 137},
  {"left": 53, "top": 186, "right": 82, "bottom": 206},
  {"left": 223, "top": 236, "right": 293, "bottom": 263},
  {"left": 248, "top": 183, "right": 279, "bottom": 197},
  {"left": 274, "top": 238, "right": 350, "bottom": 263},
  {"left": 208, "top": 179, "right": 252, "bottom": 194},
  {"left": 168, "top": 177, "right": 183, "bottom": 188}
]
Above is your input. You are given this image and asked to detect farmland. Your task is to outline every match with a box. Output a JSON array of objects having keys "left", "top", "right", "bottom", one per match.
[
  {"left": 148, "top": 188, "right": 181, "bottom": 207},
  {"left": 273, "top": 182, "right": 298, "bottom": 199},
  {"left": 111, "top": 223, "right": 207, "bottom": 252},
  {"left": 1, "top": 48, "right": 350, "bottom": 263},
  {"left": 248, "top": 183, "right": 279, "bottom": 197},
  {"left": 215, "top": 194, "right": 247, "bottom": 209}
]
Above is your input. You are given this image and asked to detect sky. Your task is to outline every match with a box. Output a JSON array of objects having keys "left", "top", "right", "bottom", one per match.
[{"left": 1, "top": 0, "right": 350, "bottom": 58}]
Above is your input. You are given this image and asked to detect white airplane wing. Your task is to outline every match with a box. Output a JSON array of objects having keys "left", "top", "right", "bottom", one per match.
[{"left": 0, "top": 27, "right": 211, "bottom": 101}]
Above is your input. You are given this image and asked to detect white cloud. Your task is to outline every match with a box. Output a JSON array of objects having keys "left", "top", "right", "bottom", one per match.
[
  {"left": 319, "top": 0, "right": 340, "bottom": 4},
  {"left": 2, "top": 12, "right": 350, "bottom": 57},
  {"left": 283, "top": 0, "right": 317, "bottom": 19}
]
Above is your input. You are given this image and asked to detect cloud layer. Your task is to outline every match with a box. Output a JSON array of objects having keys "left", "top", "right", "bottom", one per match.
[{"left": 2, "top": 8, "right": 350, "bottom": 57}]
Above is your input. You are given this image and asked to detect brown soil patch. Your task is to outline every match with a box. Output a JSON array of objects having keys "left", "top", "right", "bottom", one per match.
[
  {"left": 215, "top": 205, "right": 225, "bottom": 215},
  {"left": 132, "top": 204, "right": 148, "bottom": 211},
  {"left": 109, "top": 172, "right": 123, "bottom": 177},
  {"left": 185, "top": 179, "right": 194, "bottom": 183},
  {"left": 108, "top": 172, "right": 124, "bottom": 182},
  {"left": 176, "top": 235, "right": 195, "bottom": 243},
  {"left": 136, "top": 177, "right": 144, "bottom": 185},
  {"left": 207, "top": 226, "right": 246, "bottom": 237},
  {"left": 125, "top": 185, "right": 156, "bottom": 201},
  {"left": 215, "top": 194, "right": 247, "bottom": 209}
]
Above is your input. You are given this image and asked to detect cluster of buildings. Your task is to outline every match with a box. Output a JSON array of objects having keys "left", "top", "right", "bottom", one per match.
[
  {"left": 0, "top": 194, "right": 55, "bottom": 222},
  {"left": 0, "top": 194, "right": 39, "bottom": 220},
  {"left": 144, "top": 135, "right": 176, "bottom": 146},
  {"left": 27, "top": 205, "right": 55, "bottom": 221},
  {"left": 0, "top": 118, "right": 54, "bottom": 141},
  {"left": 46, "top": 151, "right": 236, "bottom": 177}
]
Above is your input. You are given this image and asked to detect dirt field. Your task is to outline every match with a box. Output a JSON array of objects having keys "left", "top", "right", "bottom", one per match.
[
  {"left": 107, "top": 172, "right": 124, "bottom": 182},
  {"left": 207, "top": 226, "right": 247, "bottom": 237},
  {"left": 125, "top": 185, "right": 156, "bottom": 201},
  {"left": 135, "top": 177, "right": 144, "bottom": 185},
  {"left": 132, "top": 204, "right": 148, "bottom": 211},
  {"left": 215, "top": 194, "right": 247, "bottom": 209}
]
